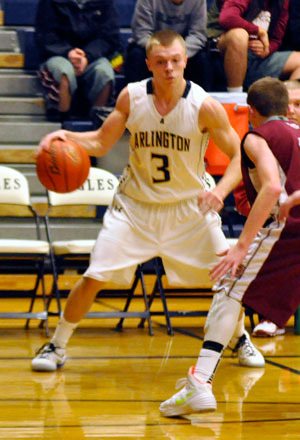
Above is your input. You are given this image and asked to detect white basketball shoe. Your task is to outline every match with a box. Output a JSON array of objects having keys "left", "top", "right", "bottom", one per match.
[
  {"left": 31, "top": 343, "right": 66, "bottom": 372},
  {"left": 159, "top": 367, "right": 217, "bottom": 417},
  {"left": 233, "top": 331, "right": 265, "bottom": 367}
]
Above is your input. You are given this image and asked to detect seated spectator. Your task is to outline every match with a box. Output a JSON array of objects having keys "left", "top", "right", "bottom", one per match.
[
  {"left": 35, "top": 0, "right": 123, "bottom": 124},
  {"left": 124, "top": 0, "right": 212, "bottom": 90},
  {"left": 207, "top": 0, "right": 300, "bottom": 92}
]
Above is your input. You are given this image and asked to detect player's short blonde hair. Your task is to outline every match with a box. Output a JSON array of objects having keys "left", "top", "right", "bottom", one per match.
[{"left": 145, "top": 29, "right": 186, "bottom": 58}]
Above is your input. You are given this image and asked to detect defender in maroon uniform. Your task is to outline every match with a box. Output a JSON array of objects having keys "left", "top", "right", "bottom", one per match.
[{"left": 160, "top": 76, "right": 300, "bottom": 417}]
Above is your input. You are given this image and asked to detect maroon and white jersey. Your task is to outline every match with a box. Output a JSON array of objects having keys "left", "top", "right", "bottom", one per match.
[
  {"left": 215, "top": 117, "right": 300, "bottom": 327},
  {"left": 241, "top": 117, "right": 300, "bottom": 226}
]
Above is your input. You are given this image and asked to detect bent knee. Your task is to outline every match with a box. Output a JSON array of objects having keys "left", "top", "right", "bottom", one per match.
[
  {"left": 81, "top": 276, "right": 106, "bottom": 293},
  {"left": 218, "top": 28, "right": 249, "bottom": 52}
]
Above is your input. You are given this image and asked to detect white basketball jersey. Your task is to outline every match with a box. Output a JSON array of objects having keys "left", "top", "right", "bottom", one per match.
[{"left": 119, "top": 79, "right": 210, "bottom": 203}]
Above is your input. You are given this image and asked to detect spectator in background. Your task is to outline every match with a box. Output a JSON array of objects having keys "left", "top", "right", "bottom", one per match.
[
  {"left": 35, "top": 0, "right": 123, "bottom": 125},
  {"left": 207, "top": 0, "right": 300, "bottom": 93},
  {"left": 124, "top": 0, "right": 212, "bottom": 90}
]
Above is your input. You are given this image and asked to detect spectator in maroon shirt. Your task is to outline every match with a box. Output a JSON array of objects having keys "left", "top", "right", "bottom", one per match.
[{"left": 207, "top": 0, "right": 300, "bottom": 92}]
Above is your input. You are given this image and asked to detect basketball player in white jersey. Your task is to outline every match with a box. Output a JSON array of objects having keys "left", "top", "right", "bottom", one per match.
[{"left": 31, "top": 29, "right": 263, "bottom": 373}]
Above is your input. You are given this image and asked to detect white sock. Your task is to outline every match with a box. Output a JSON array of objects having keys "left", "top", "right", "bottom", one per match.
[
  {"left": 227, "top": 86, "right": 243, "bottom": 93},
  {"left": 51, "top": 316, "right": 78, "bottom": 349},
  {"left": 194, "top": 347, "right": 223, "bottom": 383}
]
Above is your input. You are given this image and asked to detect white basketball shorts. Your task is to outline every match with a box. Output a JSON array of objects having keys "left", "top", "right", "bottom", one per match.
[{"left": 84, "top": 192, "right": 229, "bottom": 286}]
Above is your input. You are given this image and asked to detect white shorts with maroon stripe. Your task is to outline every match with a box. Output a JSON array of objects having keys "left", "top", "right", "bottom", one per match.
[
  {"left": 212, "top": 220, "right": 300, "bottom": 327},
  {"left": 213, "top": 221, "right": 284, "bottom": 301}
]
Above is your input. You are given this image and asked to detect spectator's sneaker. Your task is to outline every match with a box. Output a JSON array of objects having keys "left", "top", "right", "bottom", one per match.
[
  {"left": 159, "top": 367, "right": 217, "bottom": 417},
  {"left": 252, "top": 320, "right": 285, "bottom": 337},
  {"left": 233, "top": 331, "right": 265, "bottom": 367},
  {"left": 31, "top": 343, "right": 66, "bottom": 372}
]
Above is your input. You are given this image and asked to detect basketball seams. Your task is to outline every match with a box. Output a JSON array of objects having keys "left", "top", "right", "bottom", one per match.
[{"left": 62, "top": 143, "right": 69, "bottom": 193}]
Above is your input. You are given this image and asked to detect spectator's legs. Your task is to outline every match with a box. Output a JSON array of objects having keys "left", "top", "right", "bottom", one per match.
[
  {"left": 83, "top": 58, "right": 115, "bottom": 108},
  {"left": 124, "top": 42, "right": 149, "bottom": 83},
  {"left": 281, "top": 51, "right": 300, "bottom": 79},
  {"left": 82, "top": 58, "right": 115, "bottom": 127},
  {"left": 218, "top": 28, "right": 249, "bottom": 92},
  {"left": 93, "top": 81, "right": 113, "bottom": 107},
  {"left": 39, "top": 56, "right": 77, "bottom": 121},
  {"left": 59, "top": 74, "right": 72, "bottom": 112}
]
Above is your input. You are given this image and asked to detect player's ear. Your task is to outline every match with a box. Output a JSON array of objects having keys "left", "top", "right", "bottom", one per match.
[
  {"left": 145, "top": 57, "right": 151, "bottom": 73},
  {"left": 248, "top": 106, "right": 255, "bottom": 116}
]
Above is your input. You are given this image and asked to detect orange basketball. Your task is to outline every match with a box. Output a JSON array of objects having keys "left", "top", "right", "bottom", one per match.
[{"left": 36, "top": 138, "right": 90, "bottom": 193}]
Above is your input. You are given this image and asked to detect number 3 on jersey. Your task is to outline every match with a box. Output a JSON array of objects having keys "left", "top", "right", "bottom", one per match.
[{"left": 151, "top": 153, "right": 170, "bottom": 183}]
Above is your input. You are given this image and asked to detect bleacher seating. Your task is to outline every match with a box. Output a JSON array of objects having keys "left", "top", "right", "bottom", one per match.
[
  {"left": 0, "top": 0, "right": 222, "bottom": 91},
  {"left": 2, "top": 0, "right": 137, "bottom": 27}
]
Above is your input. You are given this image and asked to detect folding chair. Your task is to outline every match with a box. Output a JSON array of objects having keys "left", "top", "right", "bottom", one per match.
[
  {"left": 0, "top": 165, "right": 51, "bottom": 334},
  {"left": 44, "top": 167, "right": 153, "bottom": 335}
]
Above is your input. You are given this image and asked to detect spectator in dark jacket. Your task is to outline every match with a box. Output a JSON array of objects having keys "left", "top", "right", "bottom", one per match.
[
  {"left": 207, "top": 0, "right": 300, "bottom": 92},
  {"left": 35, "top": 0, "right": 123, "bottom": 123}
]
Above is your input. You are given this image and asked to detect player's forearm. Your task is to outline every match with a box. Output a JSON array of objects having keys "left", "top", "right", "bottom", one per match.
[
  {"left": 237, "top": 183, "right": 281, "bottom": 250},
  {"left": 65, "top": 130, "right": 108, "bottom": 157},
  {"left": 214, "top": 154, "right": 242, "bottom": 201}
]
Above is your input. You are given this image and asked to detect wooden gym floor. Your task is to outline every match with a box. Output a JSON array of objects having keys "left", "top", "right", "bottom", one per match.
[{"left": 0, "top": 289, "right": 299, "bottom": 439}]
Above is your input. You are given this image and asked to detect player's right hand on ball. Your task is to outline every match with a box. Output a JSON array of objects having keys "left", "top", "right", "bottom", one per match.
[{"left": 35, "top": 130, "right": 68, "bottom": 158}]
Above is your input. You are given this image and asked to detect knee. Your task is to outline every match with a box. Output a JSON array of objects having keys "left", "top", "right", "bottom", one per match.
[
  {"left": 204, "top": 291, "right": 242, "bottom": 336},
  {"left": 81, "top": 276, "right": 106, "bottom": 293},
  {"left": 220, "top": 28, "right": 249, "bottom": 54},
  {"left": 43, "top": 56, "right": 77, "bottom": 93},
  {"left": 93, "top": 59, "right": 114, "bottom": 81},
  {"left": 45, "top": 56, "right": 74, "bottom": 76}
]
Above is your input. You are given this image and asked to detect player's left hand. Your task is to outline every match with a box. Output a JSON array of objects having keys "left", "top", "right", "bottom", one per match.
[
  {"left": 198, "top": 190, "right": 224, "bottom": 214},
  {"left": 210, "top": 243, "right": 247, "bottom": 281}
]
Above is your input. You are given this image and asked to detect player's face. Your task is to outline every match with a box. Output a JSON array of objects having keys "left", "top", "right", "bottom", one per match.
[
  {"left": 287, "top": 88, "right": 300, "bottom": 124},
  {"left": 146, "top": 40, "right": 187, "bottom": 83}
]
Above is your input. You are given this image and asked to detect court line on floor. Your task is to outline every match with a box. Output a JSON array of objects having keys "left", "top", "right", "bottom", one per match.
[{"left": 170, "top": 326, "right": 300, "bottom": 374}]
